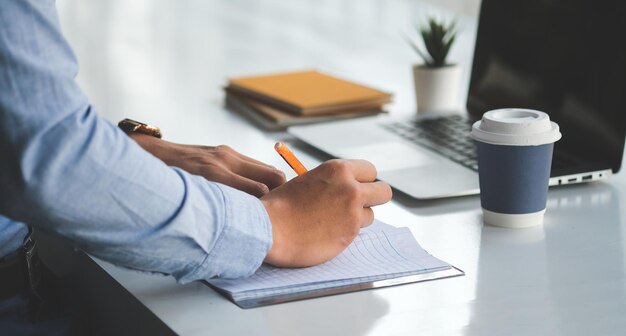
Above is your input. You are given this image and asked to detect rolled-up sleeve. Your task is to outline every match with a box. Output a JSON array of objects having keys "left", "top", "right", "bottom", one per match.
[{"left": 0, "top": 0, "right": 272, "bottom": 282}]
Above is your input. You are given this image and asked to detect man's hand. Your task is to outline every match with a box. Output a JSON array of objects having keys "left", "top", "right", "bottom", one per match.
[
  {"left": 261, "top": 159, "right": 392, "bottom": 268},
  {"left": 130, "top": 134, "right": 286, "bottom": 197}
]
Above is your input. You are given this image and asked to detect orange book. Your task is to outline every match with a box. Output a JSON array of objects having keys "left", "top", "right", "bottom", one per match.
[{"left": 227, "top": 70, "right": 392, "bottom": 116}]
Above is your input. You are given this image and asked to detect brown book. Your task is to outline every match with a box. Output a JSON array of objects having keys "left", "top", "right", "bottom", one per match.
[
  {"left": 225, "top": 92, "right": 385, "bottom": 131},
  {"left": 227, "top": 70, "right": 392, "bottom": 116}
]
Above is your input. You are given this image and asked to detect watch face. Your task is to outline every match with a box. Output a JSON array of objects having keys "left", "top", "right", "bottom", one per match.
[
  {"left": 141, "top": 124, "right": 163, "bottom": 138},
  {"left": 118, "top": 119, "right": 162, "bottom": 138}
]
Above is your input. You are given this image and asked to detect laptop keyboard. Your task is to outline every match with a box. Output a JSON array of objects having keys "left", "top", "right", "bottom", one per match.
[{"left": 381, "top": 115, "right": 478, "bottom": 171}]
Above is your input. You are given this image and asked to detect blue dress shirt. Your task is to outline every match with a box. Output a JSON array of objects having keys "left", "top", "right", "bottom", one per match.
[{"left": 0, "top": 0, "right": 272, "bottom": 283}]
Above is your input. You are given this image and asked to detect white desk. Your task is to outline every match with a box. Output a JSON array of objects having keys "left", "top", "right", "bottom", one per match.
[{"left": 56, "top": 0, "right": 626, "bottom": 335}]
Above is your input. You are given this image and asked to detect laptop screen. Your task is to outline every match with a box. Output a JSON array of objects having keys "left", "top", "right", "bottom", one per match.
[{"left": 467, "top": 0, "right": 626, "bottom": 176}]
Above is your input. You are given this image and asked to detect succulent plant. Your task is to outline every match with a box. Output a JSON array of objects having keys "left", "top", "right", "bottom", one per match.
[{"left": 405, "top": 17, "right": 457, "bottom": 67}]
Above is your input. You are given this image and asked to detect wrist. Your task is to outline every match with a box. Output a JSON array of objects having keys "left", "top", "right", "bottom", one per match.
[
  {"left": 127, "top": 132, "right": 179, "bottom": 164},
  {"left": 261, "top": 197, "right": 285, "bottom": 265},
  {"left": 128, "top": 132, "right": 162, "bottom": 150}
]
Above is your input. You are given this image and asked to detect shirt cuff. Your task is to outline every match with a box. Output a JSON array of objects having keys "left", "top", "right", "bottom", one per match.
[{"left": 180, "top": 183, "right": 273, "bottom": 282}]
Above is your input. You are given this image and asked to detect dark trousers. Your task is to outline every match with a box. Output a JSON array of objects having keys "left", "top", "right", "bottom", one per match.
[{"left": 0, "top": 261, "right": 88, "bottom": 336}]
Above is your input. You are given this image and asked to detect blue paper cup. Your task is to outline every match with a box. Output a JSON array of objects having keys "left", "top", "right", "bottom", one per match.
[{"left": 471, "top": 109, "right": 561, "bottom": 228}]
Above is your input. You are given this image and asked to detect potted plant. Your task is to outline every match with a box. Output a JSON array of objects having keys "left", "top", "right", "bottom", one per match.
[{"left": 405, "top": 18, "right": 460, "bottom": 113}]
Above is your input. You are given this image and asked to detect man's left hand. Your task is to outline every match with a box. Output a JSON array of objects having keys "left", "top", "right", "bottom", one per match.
[{"left": 130, "top": 134, "right": 286, "bottom": 197}]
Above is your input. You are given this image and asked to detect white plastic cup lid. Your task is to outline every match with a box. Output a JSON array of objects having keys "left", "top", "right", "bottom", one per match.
[{"left": 471, "top": 108, "right": 561, "bottom": 146}]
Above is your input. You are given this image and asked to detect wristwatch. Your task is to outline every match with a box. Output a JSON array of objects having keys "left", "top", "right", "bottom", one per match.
[{"left": 118, "top": 118, "right": 162, "bottom": 139}]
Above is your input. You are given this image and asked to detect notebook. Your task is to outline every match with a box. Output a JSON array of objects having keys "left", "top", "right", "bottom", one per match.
[
  {"left": 226, "top": 70, "right": 392, "bottom": 116},
  {"left": 225, "top": 91, "right": 385, "bottom": 131},
  {"left": 206, "top": 220, "right": 463, "bottom": 308}
]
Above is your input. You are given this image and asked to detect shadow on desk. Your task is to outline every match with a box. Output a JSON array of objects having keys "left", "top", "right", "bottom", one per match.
[{"left": 35, "top": 233, "right": 176, "bottom": 336}]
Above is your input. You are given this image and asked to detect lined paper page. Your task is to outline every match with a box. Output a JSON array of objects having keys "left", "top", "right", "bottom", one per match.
[{"left": 208, "top": 220, "right": 451, "bottom": 300}]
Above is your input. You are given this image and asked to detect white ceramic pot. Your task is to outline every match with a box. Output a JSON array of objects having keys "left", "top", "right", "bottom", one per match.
[{"left": 413, "top": 64, "right": 461, "bottom": 114}]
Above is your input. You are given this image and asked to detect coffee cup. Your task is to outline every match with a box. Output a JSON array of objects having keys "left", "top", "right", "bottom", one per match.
[{"left": 471, "top": 108, "right": 561, "bottom": 228}]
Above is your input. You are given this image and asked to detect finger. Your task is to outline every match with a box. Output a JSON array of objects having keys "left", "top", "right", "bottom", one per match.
[
  {"left": 360, "top": 181, "right": 393, "bottom": 207},
  {"left": 211, "top": 171, "right": 270, "bottom": 198},
  {"left": 345, "top": 159, "right": 378, "bottom": 182},
  {"left": 231, "top": 159, "right": 286, "bottom": 190},
  {"left": 360, "top": 208, "right": 375, "bottom": 228}
]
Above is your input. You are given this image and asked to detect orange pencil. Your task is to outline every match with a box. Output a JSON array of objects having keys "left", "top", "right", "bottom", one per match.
[{"left": 274, "top": 142, "right": 308, "bottom": 175}]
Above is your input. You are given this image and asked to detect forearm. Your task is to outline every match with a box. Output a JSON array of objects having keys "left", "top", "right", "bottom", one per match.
[
  {"left": 0, "top": 0, "right": 272, "bottom": 282},
  {"left": 2, "top": 106, "right": 270, "bottom": 281}
]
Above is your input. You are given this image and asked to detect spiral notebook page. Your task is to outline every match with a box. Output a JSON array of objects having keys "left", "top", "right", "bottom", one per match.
[{"left": 208, "top": 220, "right": 453, "bottom": 304}]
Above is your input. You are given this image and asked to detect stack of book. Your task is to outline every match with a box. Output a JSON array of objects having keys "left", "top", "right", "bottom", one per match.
[{"left": 224, "top": 70, "right": 393, "bottom": 131}]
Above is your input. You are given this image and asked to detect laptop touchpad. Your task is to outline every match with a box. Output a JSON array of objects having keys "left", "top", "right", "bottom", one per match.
[{"left": 333, "top": 142, "right": 439, "bottom": 172}]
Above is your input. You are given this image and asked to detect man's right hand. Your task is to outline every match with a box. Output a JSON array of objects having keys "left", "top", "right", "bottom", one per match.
[{"left": 261, "top": 159, "right": 392, "bottom": 268}]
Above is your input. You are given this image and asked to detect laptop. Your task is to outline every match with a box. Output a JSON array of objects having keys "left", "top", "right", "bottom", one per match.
[{"left": 288, "top": 0, "right": 626, "bottom": 200}]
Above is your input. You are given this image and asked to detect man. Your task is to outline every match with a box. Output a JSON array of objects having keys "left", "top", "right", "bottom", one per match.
[{"left": 0, "top": 0, "right": 392, "bottom": 333}]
